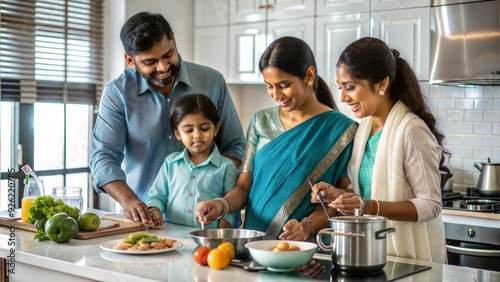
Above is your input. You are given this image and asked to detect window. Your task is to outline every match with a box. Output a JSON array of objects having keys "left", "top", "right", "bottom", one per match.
[{"left": 0, "top": 0, "right": 104, "bottom": 211}]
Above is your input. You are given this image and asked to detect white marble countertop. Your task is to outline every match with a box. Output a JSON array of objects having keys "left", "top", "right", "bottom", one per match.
[{"left": 1, "top": 209, "right": 499, "bottom": 282}]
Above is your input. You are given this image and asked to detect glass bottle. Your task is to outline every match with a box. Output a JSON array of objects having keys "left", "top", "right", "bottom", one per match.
[
  {"left": 51, "top": 186, "right": 83, "bottom": 212},
  {"left": 22, "top": 178, "right": 45, "bottom": 222}
]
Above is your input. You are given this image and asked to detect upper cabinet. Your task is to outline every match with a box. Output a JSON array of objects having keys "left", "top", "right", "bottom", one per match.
[
  {"left": 227, "top": 0, "right": 315, "bottom": 83},
  {"left": 316, "top": 0, "right": 370, "bottom": 15},
  {"left": 370, "top": 0, "right": 430, "bottom": 11},
  {"left": 229, "top": 0, "right": 315, "bottom": 24},
  {"left": 316, "top": 13, "right": 370, "bottom": 87},
  {"left": 194, "top": 0, "right": 229, "bottom": 27},
  {"left": 228, "top": 18, "right": 315, "bottom": 83},
  {"left": 371, "top": 7, "right": 430, "bottom": 80},
  {"left": 194, "top": 0, "right": 432, "bottom": 84},
  {"left": 193, "top": 0, "right": 230, "bottom": 78}
]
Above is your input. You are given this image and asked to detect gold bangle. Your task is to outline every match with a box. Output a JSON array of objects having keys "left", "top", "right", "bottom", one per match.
[
  {"left": 373, "top": 199, "right": 380, "bottom": 216},
  {"left": 214, "top": 198, "right": 228, "bottom": 219}
]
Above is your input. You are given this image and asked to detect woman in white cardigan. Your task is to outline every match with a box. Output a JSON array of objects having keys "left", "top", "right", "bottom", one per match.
[{"left": 311, "top": 37, "right": 449, "bottom": 263}]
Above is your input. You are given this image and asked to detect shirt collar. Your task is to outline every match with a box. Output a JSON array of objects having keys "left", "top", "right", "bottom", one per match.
[
  {"left": 136, "top": 55, "right": 192, "bottom": 96},
  {"left": 172, "top": 144, "right": 222, "bottom": 168}
]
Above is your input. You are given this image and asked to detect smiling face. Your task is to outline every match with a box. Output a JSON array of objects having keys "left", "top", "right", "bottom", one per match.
[
  {"left": 173, "top": 113, "right": 220, "bottom": 162},
  {"left": 262, "top": 66, "right": 314, "bottom": 112},
  {"left": 125, "top": 35, "right": 180, "bottom": 93},
  {"left": 336, "top": 64, "right": 386, "bottom": 119}
]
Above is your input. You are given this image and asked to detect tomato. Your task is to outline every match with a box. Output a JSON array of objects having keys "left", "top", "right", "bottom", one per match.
[
  {"left": 193, "top": 246, "right": 211, "bottom": 266},
  {"left": 207, "top": 249, "right": 231, "bottom": 270},
  {"left": 217, "top": 242, "right": 236, "bottom": 260}
]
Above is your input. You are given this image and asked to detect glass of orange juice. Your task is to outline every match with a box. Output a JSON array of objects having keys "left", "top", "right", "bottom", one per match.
[{"left": 21, "top": 178, "right": 45, "bottom": 223}]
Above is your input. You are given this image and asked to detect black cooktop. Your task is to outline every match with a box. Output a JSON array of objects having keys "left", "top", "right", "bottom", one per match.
[{"left": 442, "top": 188, "right": 500, "bottom": 213}]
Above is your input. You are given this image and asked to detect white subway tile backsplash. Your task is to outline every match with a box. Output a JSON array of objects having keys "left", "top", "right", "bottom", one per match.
[
  {"left": 439, "top": 98, "right": 456, "bottom": 109},
  {"left": 455, "top": 98, "right": 474, "bottom": 109},
  {"left": 483, "top": 110, "right": 500, "bottom": 122},
  {"left": 494, "top": 99, "right": 500, "bottom": 110},
  {"left": 484, "top": 86, "right": 500, "bottom": 98},
  {"left": 444, "top": 134, "right": 463, "bottom": 146},
  {"left": 474, "top": 99, "right": 494, "bottom": 110},
  {"left": 463, "top": 135, "right": 482, "bottom": 146},
  {"left": 464, "top": 110, "right": 483, "bottom": 122},
  {"left": 493, "top": 123, "right": 500, "bottom": 135},
  {"left": 473, "top": 122, "right": 492, "bottom": 134},
  {"left": 429, "top": 85, "right": 446, "bottom": 98},
  {"left": 453, "top": 146, "right": 473, "bottom": 158},
  {"left": 462, "top": 159, "right": 477, "bottom": 172},
  {"left": 493, "top": 148, "right": 500, "bottom": 161},
  {"left": 464, "top": 86, "right": 483, "bottom": 98},
  {"left": 455, "top": 122, "right": 473, "bottom": 134},
  {"left": 447, "top": 86, "right": 465, "bottom": 98},
  {"left": 483, "top": 136, "right": 500, "bottom": 146},
  {"left": 473, "top": 147, "right": 493, "bottom": 160},
  {"left": 462, "top": 171, "right": 475, "bottom": 184},
  {"left": 446, "top": 110, "right": 463, "bottom": 121}
]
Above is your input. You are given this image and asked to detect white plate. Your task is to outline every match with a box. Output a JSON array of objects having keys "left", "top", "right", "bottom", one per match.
[{"left": 100, "top": 239, "right": 183, "bottom": 255}]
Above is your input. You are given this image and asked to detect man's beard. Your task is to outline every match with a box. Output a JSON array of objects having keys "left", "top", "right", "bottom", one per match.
[{"left": 145, "top": 63, "right": 179, "bottom": 88}]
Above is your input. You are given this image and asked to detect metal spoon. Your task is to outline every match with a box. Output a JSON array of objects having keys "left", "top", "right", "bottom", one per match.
[
  {"left": 231, "top": 258, "right": 267, "bottom": 271},
  {"left": 308, "top": 179, "right": 330, "bottom": 220}
]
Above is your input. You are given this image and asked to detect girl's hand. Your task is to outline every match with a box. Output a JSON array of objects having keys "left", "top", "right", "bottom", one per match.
[
  {"left": 196, "top": 200, "right": 223, "bottom": 226},
  {"left": 297, "top": 259, "right": 326, "bottom": 279},
  {"left": 279, "top": 219, "right": 306, "bottom": 241},
  {"left": 310, "top": 182, "right": 346, "bottom": 204},
  {"left": 148, "top": 207, "right": 164, "bottom": 229},
  {"left": 329, "top": 193, "right": 365, "bottom": 215}
]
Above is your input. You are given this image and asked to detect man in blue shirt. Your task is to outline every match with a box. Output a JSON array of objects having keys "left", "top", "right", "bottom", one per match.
[{"left": 90, "top": 12, "right": 245, "bottom": 226}]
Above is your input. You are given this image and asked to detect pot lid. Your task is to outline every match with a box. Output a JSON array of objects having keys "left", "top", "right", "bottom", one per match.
[{"left": 328, "top": 215, "right": 387, "bottom": 223}]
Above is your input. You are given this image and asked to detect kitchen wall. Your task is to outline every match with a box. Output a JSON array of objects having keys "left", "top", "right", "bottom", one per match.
[{"left": 426, "top": 84, "right": 500, "bottom": 191}]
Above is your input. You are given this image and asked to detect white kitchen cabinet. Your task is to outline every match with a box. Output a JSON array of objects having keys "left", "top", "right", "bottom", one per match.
[
  {"left": 228, "top": 22, "right": 267, "bottom": 83},
  {"left": 371, "top": 7, "right": 430, "bottom": 80},
  {"left": 316, "top": 0, "right": 370, "bottom": 16},
  {"left": 194, "top": 0, "right": 229, "bottom": 27},
  {"left": 228, "top": 18, "right": 315, "bottom": 83},
  {"left": 315, "top": 13, "right": 370, "bottom": 87},
  {"left": 371, "top": 0, "right": 430, "bottom": 11},
  {"left": 229, "top": 0, "right": 314, "bottom": 24},
  {"left": 193, "top": 26, "right": 229, "bottom": 78}
]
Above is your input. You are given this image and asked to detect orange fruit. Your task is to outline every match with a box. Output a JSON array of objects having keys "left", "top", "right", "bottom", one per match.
[
  {"left": 207, "top": 248, "right": 231, "bottom": 270},
  {"left": 217, "top": 242, "right": 236, "bottom": 260}
]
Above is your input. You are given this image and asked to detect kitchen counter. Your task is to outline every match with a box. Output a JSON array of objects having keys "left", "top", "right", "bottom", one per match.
[{"left": 1, "top": 209, "right": 499, "bottom": 282}]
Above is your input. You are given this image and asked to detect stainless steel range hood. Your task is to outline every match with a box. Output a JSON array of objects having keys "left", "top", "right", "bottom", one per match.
[{"left": 430, "top": 0, "right": 500, "bottom": 86}]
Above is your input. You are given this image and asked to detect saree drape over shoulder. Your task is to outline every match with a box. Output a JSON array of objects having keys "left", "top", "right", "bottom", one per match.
[
  {"left": 243, "top": 107, "right": 357, "bottom": 238},
  {"left": 348, "top": 101, "right": 447, "bottom": 263}
]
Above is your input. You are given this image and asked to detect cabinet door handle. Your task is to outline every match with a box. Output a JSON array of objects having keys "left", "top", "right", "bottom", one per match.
[
  {"left": 446, "top": 244, "right": 500, "bottom": 257},
  {"left": 258, "top": 4, "right": 272, "bottom": 9}
]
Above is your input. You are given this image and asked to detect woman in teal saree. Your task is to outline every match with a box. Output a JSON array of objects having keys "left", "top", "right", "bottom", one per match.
[{"left": 197, "top": 36, "right": 357, "bottom": 241}]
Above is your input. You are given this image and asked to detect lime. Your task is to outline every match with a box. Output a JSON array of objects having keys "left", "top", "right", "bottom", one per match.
[{"left": 78, "top": 212, "right": 100, "bottom": 231}]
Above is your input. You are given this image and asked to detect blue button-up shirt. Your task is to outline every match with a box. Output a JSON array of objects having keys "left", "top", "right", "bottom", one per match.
[
  {"left": 145, "top": 145, "right": 238, "bottom": 228},
  {"left": 90, "top": 58, "right": 245, "bottom": 201}
]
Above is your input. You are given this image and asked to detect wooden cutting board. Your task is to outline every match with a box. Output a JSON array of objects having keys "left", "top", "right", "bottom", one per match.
[{"left": 0, "top": 216, "right": 146, "bottom": 240}]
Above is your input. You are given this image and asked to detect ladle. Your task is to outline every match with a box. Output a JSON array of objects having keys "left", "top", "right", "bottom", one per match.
[{"left": 309, "top": 179, "right": 330, "bottom": 220}]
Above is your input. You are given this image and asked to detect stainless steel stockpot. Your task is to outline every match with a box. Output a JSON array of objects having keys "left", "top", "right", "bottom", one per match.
[{"left": 317, "top": 215, "right": 395, "bottom": 273}]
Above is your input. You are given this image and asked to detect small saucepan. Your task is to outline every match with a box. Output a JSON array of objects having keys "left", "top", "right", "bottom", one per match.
[{"left": 317, "top": 215, "right": 395, "bottom": 274}]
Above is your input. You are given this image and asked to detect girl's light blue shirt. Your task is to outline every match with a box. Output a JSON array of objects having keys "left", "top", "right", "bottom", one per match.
[{"left": 145, "top": 145, "right": 238, "bottom": 229}]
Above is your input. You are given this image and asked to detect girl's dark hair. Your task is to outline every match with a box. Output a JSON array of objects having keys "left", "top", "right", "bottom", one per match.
[
  {"left": 259, "top": 36, "right": 337, "bottom": 110},
  {"left": 336, "top": 37, "right": 450, "bottom": 173},
  {"left": 120, "top": 12, "right": 174, "bottom": 56},
  {"left": 170, "top": 94, "right": 220, "bottom": 133}
]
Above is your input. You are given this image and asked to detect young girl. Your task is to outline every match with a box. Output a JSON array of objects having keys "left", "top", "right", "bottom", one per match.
[{"left": 145, "top": 94, "right": 238, "bottom": 229}]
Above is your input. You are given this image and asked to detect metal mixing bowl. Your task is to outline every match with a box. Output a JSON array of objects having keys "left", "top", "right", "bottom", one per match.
[{"left": 189, "top": 229, "right": 266, "bottom": 258}]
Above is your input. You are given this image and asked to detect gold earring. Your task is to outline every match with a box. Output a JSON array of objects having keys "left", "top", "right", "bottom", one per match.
[{"left": 308, "top": 82, "right": 313, "bottom": 87}]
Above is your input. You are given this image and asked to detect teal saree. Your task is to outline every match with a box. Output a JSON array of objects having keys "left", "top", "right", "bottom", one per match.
[{"left": 243, "top": 110, "right": 357, "bottom": 238}]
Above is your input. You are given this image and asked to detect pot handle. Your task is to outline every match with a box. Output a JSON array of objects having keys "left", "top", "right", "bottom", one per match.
[
  {"left": 316, "top": 229, "right": 365, "bottom": 252},
  {"left": 375, "top": 228, "right": 395, "bottom": 239},
  {"left": 473, "top": 163, "right": 482, "bottom": 171}
]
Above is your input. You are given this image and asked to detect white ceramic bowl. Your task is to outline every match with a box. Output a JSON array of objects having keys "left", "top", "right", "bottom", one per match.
[{"left": 245, "top": 240, "right": 317, "bottom": 272}]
